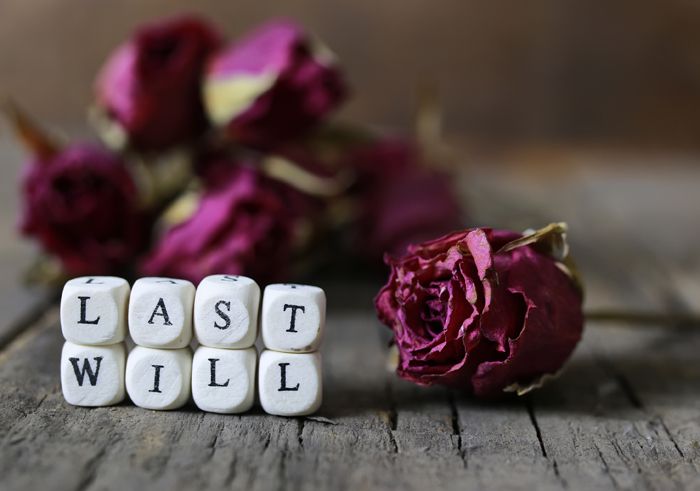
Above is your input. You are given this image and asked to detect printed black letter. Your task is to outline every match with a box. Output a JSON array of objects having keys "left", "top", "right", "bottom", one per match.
[
  {"left": 214, "top": 300, "right": 231, "bottom": 330},
  {"left": 278, "top": 362, "right": 300, "bottom": 391},
  {"left": 283, "top": 304, "right": 305, "bottom": 333},
  {"left": 208, "top": 358, "right": 230, "bottom": 387},
  {"left": 148, "top": 298, "right": 172, "bottom": 325},
  {"left": 78, "top": 296, "right": 101, "bottom": 325},
  {"left": 149, "top": 365, "right": 164, "bottom": 393},
  {"left": 69, "top": 357, "right": 103, "bottom": 386}
]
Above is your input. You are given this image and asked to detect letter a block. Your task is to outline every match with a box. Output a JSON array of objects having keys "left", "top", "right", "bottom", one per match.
[
  {"left": 194, "top": 275, "right": 260, "bottom": 349},
  {"left": 128, "top": 277, "right": 195, "bottom": 348},
  {"left": 61, "top": 341, "right": 126, "bottom": 407},
  {"left": 261, "top": 284, "right": 326, "bottom": 353},
  {"left": 60, "top": 276, "right": 129, "bottom": 345},
  {"left": 126, "top": 346, "right": 192, "bottom": 410},
  {"left": 191, "top": 346, "right": 256, "bottom": 414},
  {"left": 258, "top": 350, "right": 322, "bottom": 416}
]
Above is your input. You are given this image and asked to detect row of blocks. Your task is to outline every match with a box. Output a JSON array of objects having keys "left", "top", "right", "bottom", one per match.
[{"left": 60, "top": 275, "right": 325, "bottom": 415}]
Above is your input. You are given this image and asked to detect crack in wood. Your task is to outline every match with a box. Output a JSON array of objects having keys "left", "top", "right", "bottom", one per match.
[
  {"left": 447, "top": 391, "right": 466, "bottom": 467},
  {"left": 75, "top": 443, "right": 109, "bottom": 491},
  {"left": 384, "top": 381, "right": 399, "bottom": 453},
  {"left": 594, "top": 443, "right": 620, "bottom": 490},
  {"left": 297, "top": 418, "right": 305, "bottom": 450},
  {"left": 526, "top": 398, "right": 566, "bottom": 486}
]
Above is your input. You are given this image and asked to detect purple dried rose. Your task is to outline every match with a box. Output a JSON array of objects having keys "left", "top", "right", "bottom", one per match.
[
  {"left": 203, "top": 19, "right": 346, "bottom": 149},
  {"left": 349, "top": 138, "right": 463, "bottom": 259},
  {"left": 375, "top": 224, "right": 583, "bottom": 398},
  {"left": 20, "top": 144, "right": 148, "bottom": 276},
  {"left": 94, "top": 15, "right": 222, "bottom": 151},
  {"left": 141, "top": 162, "right": 316, "bottom": 284}
]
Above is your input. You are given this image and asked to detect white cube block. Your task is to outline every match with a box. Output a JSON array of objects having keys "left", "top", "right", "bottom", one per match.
[
  {"left": 191, "top": 346, "right": 256, "bottom": 414},
  {"left": 258, "top": 350, "right": 322, "bottom": 416},
  {"left": 194, "top": 275, "right": 260, "bottom": 349},
  {"left": 60, "top": 276, "right": 129, "bottom": 345},
  {"left": 125, "top": 346, "right": 192, "bottom": 410},
  {"left": 61, "top": 341, "right": 126, "bottom": 407},
  {"left": 128, "top": 277, "right": 194, "bottom": 348},
  {"left": 261, "top": 283, "right": 326, "bottom": 353}
]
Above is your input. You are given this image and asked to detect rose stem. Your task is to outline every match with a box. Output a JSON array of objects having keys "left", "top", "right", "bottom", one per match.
[{"left": 585, "top": 310, "right": 700, "bottom": 328}]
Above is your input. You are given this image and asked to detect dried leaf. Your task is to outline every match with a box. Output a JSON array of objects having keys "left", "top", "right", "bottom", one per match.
[
  {"left": 498, "top": 222, "right": 584, "bottom": 295},
  {"left": 262, "top": 155, "right": 355, "bottom": 198},
  {"left": 503, "top": 371, "right": 562, "bottom": 396},
  {"left": 498, "top": 222, "right": 569, "bottom": 260},
  {"left": 88, "top": 105, "right": 128, "bottom": 151},
  {"left": 3, "top": 100, "right": 60, "bottom": 160},
  {"left": 305, "top": 416, "right": 338, "bottom": 425}
]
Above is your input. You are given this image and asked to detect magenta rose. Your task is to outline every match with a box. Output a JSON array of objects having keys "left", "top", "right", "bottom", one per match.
[
  {"left": 94, "top": 15, "right": 221, "bottom": 151},
  {"left": 203, "top": 19, "right": 346, "bottom": 149},
  {"left": 375, "top": 224, "right": 583, "bottom": 398},
  {"left": 349, "top": 138, "right": 463, "bottom": 259},
  {"left": 142, "top": 163, "right": 316, "bottom": 284},
  {"left": 20, "top": 144, "right": 148, "bottom": 276}
]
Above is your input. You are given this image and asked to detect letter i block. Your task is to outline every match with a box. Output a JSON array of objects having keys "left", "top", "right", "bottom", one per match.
[
  {"left": 128, "top": 277, "right": 195, "bottom": 348},
  {"left": 126, "top": 346, "right": 192, "bottom": 410},
  {"left": 258, "top": 350, "right": 322, "bottom": 416},
  {"left": 191, "top": 346, "right": 256, "bottom": 414},
  {"left": 194, "top": 275, "right": 260, "bottom": 349},
  {"left": 61, "top": 341, "right": 126, "bottom": 406},
  {"left": 261, "top": 284, "right": 326, "bottom": 353},
  {"left": 60, "top": 276, "right": 130, "bottom": 345}
]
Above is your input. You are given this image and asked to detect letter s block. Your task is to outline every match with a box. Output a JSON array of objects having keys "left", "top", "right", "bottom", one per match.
[
  {"left": 61, "top": 341, "right": 126, "bottom": 407},
  {"left": 261, "top": 284, "right": 326, "bottom": 353},
  {"left": 60, "top": 276, "right": 129, "bottom": 345},
  {"left": 194, "top": 275, "right": 260, "bottom": 349},
  {"left": 128, "top": 277, "right": 195, "bottom": 348}
]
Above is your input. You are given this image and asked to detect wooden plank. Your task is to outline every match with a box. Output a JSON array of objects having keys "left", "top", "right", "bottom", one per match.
[{"left": 1, "top": 155, "right": 699, "bottom": 490}]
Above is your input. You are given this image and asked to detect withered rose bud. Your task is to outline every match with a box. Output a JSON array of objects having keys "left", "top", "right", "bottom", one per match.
[
  {"left": 203, "top": 19, "right": 346, "bottom": 149},
  {"left": 20, "top": 144, "right": 148, "bottom": 276},
  {"left": 375, "top": 224, "right": 583, "bottom": 398},
  {"left": 94, "top": 15, "right": 221, "bottom": 151},
  {"left": 141, "top": 162, "right": 317, "bottom": 284},
  {"left": 349, "top": 138, "right": 463, "bottom": 259}
]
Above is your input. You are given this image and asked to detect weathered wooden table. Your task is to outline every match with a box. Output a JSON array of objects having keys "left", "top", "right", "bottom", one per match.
[{"left": 1, "top": 138, "right": 699, "bottom": 490}]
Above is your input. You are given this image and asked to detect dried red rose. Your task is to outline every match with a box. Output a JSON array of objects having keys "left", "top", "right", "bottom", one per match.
[
  {"left": 348, "top": 138, "right": 462, "bottom": 259},
  {"left": 19, "top": 144, "right": 148, "bottom": 276},
  {"left": 94, "top": 15, "right": 221, "bottom": 151},
  {"left": 141, "top": 163, "right": 316, "bottom": 284},
  {"left": 375, "top": 224, "right": 583, "bottom": 398},
  {"left": 203, "top": 19, "right": 346, "bottom": 149}
]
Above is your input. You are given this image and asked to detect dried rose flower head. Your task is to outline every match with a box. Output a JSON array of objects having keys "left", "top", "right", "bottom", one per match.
[
  {"left": 375, "top": 223, "right": 583, "bottom": 398},
  {"left": 94, "top": 15, "right": 221, "bottom": 151},
  {"left": 203, "top": 19, "right": 346, "bottom": 149}
]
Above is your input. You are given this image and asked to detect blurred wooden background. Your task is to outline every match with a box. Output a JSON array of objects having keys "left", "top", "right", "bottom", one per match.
[{"left": 1, "top": 0, "right": 699, "bottom": 148}]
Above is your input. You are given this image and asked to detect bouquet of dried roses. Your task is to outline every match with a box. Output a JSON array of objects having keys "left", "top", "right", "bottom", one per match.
[{"left": 10, "top": 15, "right": 463, "bottom": 286}]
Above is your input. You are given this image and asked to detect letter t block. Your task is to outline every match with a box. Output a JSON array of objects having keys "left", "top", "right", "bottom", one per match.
[{"left": 261, "top": 283, "right": 325, "bottom": 352}]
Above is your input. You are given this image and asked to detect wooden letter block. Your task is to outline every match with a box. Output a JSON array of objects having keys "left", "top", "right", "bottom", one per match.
[
  {"left": 194, "top": 275, "right": 260, "bottom": 349},
  {"left": 128, "top": 277, "right": 194, "bottom": 348},
  {"left": 191, "top": 346, "right": 256, "bottom": 414},
  {"left": 60, "top": 276, "right": 129, "bottom": 345},
  {"left": 261, "top": 283, "right": 325, "bottom": 353},
  {"left": 61, "top": 341, "right": 126, "bottom": 407},
  {"left": 258, "top": 350, "right": 322, "bottom": 416},
  {"left": 125, "top": 346, "right": 192, "bottom": 410}
]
